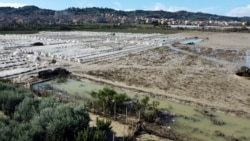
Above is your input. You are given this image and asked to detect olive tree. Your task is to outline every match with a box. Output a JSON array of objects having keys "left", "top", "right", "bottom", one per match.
[
  {"left": 31, "top": 103, "right": 90, "bottom": 141},
  {"left": 90, "top": 87, "right": 128, "bottom": 116}
]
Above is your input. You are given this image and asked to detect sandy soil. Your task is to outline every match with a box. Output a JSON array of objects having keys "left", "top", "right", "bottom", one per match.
[
  {"left": 0, "top": 111, "right": 6, "bottom": 118},
  {"left": 73, "top": 32, "right": 250, "bottom": 117},
  {"left": 89, "top": 113, "right": 130, "bottom": 138},
  {"left": 89, "top": 113, "right": 171, "bottom": 141},
  {"left": 173, "top": 32, "right": 250, "bottom": 63},
  {"left": 176, "top": 32, "right": 250, "bottom": 50},
  {"left": 136, "top": 134, "right": 173, "bottom": 141}
]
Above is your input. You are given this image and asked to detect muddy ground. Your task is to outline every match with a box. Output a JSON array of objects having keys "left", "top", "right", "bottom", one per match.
[
  {"left": 89, "top": 113, "right": 172, "bottom": 141},
  {"left": 76, "top": 32, "right": 250, "bottom": 117}
]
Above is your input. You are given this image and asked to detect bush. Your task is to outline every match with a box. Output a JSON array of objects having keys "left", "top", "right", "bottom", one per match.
[
  {"left": 31, "top": 104, "right": 90, "bottom": 141},
  {"left": 236, "top": 66, "right": 250, "bottom": 77},
  {"left": 90, "top": 87, "right": 128, "bottom": 116},
  {"left": 59, "top": 25, "right": 72, "bottom": 31},
  {"left": 31, "top": 42, "right": 43, "bottom": 46},
  {"left": 51, "top": 59, "right": 56, "bottom": 64},
  {"left": 56, "top": 77, "right": 67, "bottom": 83},
  {"left": 75, "top": 127, "right": 107, "bottom": 141},
  {"left": 0, "top": 82, "right": 33, "bottom": 116},
  {"left": 96, "top": 118, "right": 112, "bottom": 131},
  {"left": 75, "top": 116, "right": 112, "bottom": 141},
  {"left": 0, "top": 81, "right": 93, "bottom": 141},
  {"left": 13, "top": 97, "right": 39, "bottom": 122},
  {"left": 142, "top": 109, "right": 161, "bottom": 123}
]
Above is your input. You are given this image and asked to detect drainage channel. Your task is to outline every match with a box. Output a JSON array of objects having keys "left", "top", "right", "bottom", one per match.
[{"left": 166, "top": 44, "right": 245, "bottom": 67}]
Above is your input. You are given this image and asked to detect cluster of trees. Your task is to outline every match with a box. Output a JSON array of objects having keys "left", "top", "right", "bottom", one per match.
[
  {"left": 236, "top": 66, "right": 250, "bottom": 77},
  {"left": 90, "top": 87, "right": 128, "bottom": 117},
  {"left": 38, "top": 68, "right": 70, "bottom": 79},
  {"left": 56, "top": 77, "right": 67, "bottom": 83},
  {"left": 89, "top": 87, "right": 165, "bottom": 124},
  {"left": 132, "top": 96, "right": 161, "bottom": 123},
  {"left": 0, "top": 80, "right": 111, "bottom": 141},
  {"left": 0, "top": 6, "right": 54, "bottom": 16},
  {"left": 0, "top": 78, "right": 176, "bottom": 140},
  {"left": 76, "top": 118, "right": 112, "bottom": 141},
  {"left": 0, "top": 23, "right": 139, "bottom": 33}
]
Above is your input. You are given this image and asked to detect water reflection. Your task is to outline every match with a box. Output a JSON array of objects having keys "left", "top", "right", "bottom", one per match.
[{"left": 179, "top": 38, "right": 203, "bottom": 45}]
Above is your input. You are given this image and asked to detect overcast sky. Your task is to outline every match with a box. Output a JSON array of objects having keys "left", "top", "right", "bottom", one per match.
[{"left": 0, "top": 0, "right": 250, "bottom": 17}]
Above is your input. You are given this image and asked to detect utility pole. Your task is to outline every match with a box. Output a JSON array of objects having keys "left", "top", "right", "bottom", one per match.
[
  {"left": 113, "top": 132, "right": 115, "bottom": 141},
  {"left": 103, "top": 101, "right": 105, "bottom": 116},
  {"left": 123, "top": 125, "right": 125, "bottom": 141},
  {"left": 138, "top": 111, "right": 140, "bottom": 121},
  {"left": 126, "top": 108, "right": 127, "bottom": 124},
  {"left": 114, "top": 102, "right": 116, "bottom": 119}
]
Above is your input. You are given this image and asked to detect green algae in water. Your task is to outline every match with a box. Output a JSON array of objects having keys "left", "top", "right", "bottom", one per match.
[
  {"left": 32, "top": 79, "right": 250, "bottom": 141},
  {"left": 50, "top": 79, "right": 104, "bottom": 95},
  {"left": 129, "top": 95, "right": 250, "bottom": 141},
  {"left": 33, "top": 79, "right": 104, "bottom": 96},
  {"left": 172, "top": 109, "right": 250, "bottom": 141}
]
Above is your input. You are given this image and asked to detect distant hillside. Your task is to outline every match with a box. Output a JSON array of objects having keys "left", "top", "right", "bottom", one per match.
[
  {"left": 66, "top": 7, "right": 250, "bottom": 21},
  {"left": 0, "top": 6, "right": 54, "bottom": 16},
  {"left": 0, "top": 5, "right": 250, "bottom": 21}
]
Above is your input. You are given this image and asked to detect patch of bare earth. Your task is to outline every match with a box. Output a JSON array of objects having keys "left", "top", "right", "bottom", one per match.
[
  {"left": 89, "top": 113, "right": 172, "bottom": 141},
  {"left": 82, "top": 45, "right": 250, "bottom": 116},
  {"left": 173, "top": 32, "right": 250, "bottom": 50}
]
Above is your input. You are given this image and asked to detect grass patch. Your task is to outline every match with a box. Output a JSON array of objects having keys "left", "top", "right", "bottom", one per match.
[
  {"left": 56, "top": 77, "right": 67, "bottom": 83},
  {"left": 0, "top": 30, "right": 39, "bottom": 34},
  {"left": 0, "top": 24, "right": 180, "bottom": 34}
]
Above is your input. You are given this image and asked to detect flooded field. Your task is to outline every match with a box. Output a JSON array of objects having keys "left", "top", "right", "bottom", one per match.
[
  {"left": 2, "top": 31, "right": 250, "bottom": 141},
  {"left": 167, "top": 102, "right": 250, "bottom": 141},
  {"left": 32, "top": 78, "right": 250, "bottom": 141},
  {"left": 32, "top": 79, "right": 103, "bottom": 95},
  {"left": 179, "top": 38, "right": 203, "bottom": 45}
]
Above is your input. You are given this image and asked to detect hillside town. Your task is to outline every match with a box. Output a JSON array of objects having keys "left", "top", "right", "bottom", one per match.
[{"left": 0, "top": 6, "right": 249, "bottom": 29}]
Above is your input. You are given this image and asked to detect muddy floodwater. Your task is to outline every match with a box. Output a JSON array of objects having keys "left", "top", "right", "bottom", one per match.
[{"left": 32, "top": 79, "right": 250, "bottom": 141}]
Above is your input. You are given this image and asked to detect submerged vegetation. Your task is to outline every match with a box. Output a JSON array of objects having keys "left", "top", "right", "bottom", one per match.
[
  {"left": 56, "top": 77, "right": 67, "bottom": 83},
  {"left": 1, "top": 78, "right": 174, "bottom": 141},
  {"left": 3, "top": 76, "right": 250, "bottom": 141},
  {"left": 31, "top": 78, "right": 250, "bottom": 141}
]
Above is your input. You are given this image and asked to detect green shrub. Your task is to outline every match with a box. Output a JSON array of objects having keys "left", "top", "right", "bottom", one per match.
[
  {"left": 0, "top": 81, "right": 93, "bottom": 141},
  {"left": 96, "top": 118, "right": 112, "bottom": 131},
  {"left": 75, "top": 127, "right": 107, "bottom": 141},
  {"left": 236, "top": 66, "right": 250, "bottom": 77},
  {"left": 56, "top": 77, "right": 67, "bottom": 83},
  {"left": 0, "top": 91, "right": 23, "bottom": 115},
  {"left": 90, "top": 87, "right": 128, "bottom": 116},
  {"left": 13, "top": 97, "right": 39, "bottom": 122},
  {"left": 31, "top": 104, "right": 90, "bottom": 141}
]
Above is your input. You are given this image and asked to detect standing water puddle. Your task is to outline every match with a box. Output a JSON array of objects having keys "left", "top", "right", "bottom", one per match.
[
  {"left": 167, "top": 44, "right": 246, "bottom": 67},
  {"left": 32, "top": 79, "right": 250, "bottom": 141},
  {"left": 179, "top": 38, "right": 203, "bottom": 45},
  {"left": 245, "top": 56, "right": 250, "bottom": 67}
]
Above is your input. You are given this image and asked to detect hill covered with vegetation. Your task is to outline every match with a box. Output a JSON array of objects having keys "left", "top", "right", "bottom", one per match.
[
  {"left": 67, "top": 7, "right": 250, "bottom": 21},
  {"left": 0, "top": 6, "right": 54, "bottom": 16},
  {"left": 0, "top": 5, "right": 250, "bottom": 21}
]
